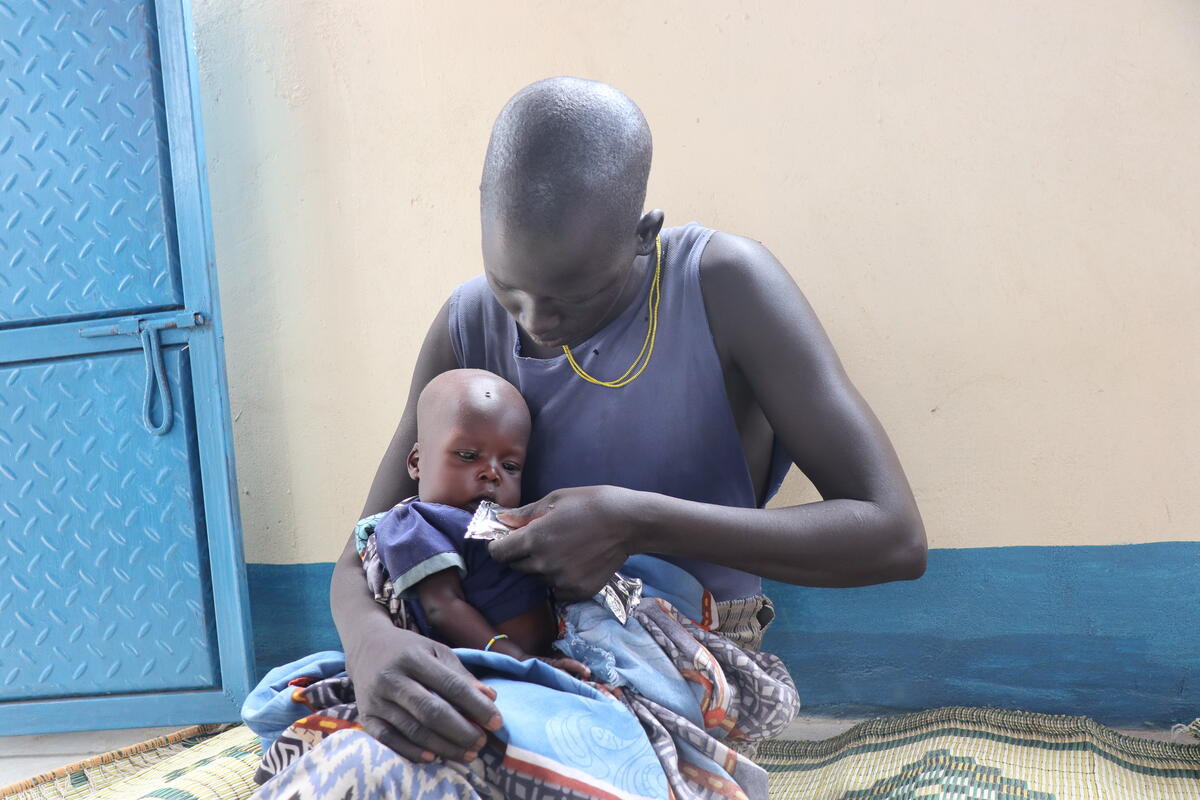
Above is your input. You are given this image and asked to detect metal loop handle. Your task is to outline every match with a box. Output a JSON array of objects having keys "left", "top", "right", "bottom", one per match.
[
  {"left": 139, "top": 326, "right": 173, "bottom": 436},
  {"left": 79, "top": 311, "right": 204, "bottom": 437}
]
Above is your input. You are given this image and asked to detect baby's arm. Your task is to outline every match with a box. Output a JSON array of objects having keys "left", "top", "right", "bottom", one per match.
[
  {"left": 415, "top": 571, "right": 589, "bottom": 679},
  {"left": 416, "top": 570, "right": 531, "bottom": 659}
]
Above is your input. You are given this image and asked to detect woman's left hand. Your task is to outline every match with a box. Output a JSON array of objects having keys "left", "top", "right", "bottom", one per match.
[{"left": 491, "top": 485, "right": 644, "bottom": 601}]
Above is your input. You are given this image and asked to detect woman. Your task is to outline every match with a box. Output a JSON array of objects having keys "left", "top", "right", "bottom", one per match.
[{"left": 330, "top": 76, "right": 926, "bottom": 775}]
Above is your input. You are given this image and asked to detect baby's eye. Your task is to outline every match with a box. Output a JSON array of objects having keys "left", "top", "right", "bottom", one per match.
[
  {"left": 502, "top": 462, "right": 522, "bottom": 473},
  {"left": 455, "top": 450, "right": 478, "bottom": 461}
]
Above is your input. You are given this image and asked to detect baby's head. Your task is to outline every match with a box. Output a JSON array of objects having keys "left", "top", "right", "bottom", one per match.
[{"left": 408, "top": 369, "right": 530, "bottom": 511}]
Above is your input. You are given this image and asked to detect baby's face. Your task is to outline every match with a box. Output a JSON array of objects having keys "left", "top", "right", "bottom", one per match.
[{"left": 413, "top": 406, "right": 527, "bottom": 512}]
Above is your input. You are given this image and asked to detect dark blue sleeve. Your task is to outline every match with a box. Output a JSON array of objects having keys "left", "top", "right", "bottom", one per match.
[
  {"left": 460, "top": 539, "right": 551, "bottom": 627},
  {"left": 374, "top": 502, "right": 474, "bottom": 595},
  {"left": 376, "top": 501, "right": 548, "bottom": 629}
]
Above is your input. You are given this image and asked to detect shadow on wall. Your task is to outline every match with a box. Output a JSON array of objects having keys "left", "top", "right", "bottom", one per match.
[{"left": 248, "top": 563, "right": 342, "bottom": 674}]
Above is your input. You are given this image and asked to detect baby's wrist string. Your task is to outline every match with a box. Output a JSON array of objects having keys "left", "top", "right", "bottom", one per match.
[{"left": 483, "top": 633, "right": 509, "bottom": 652}]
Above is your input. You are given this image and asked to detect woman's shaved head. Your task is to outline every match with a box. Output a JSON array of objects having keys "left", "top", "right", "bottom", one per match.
[{"left": 480, "top": 77, "right": 652, "bottom": 240}]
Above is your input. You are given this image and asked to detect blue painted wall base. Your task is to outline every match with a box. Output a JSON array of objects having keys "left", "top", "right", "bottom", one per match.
[
  {"left": 247, "top": 542, "right": 1199, "bottom": 727},
  {"left": 763, "top": 542, "right": 1198, "bottom": 726}
]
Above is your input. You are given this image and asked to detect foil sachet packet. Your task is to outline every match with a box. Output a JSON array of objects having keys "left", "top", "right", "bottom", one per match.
[
  {"left": 595, "top": 572, "right": 643, "bottom": 625},
  {"left": 466, "top": 500, "right": 645, "bottom": 624},
  {"left": 465, "top": 500, "right": 514, "bottom": 541}
]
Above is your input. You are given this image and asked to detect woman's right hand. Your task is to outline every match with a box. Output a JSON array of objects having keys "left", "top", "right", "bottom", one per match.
[{"left": 347, "top": 623, "right": 503, "bottom": 763}]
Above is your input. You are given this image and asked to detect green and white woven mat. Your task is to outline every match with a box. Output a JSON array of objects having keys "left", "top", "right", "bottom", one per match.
[
  {"left": 760, "top": 706, "right": 1200, "bottom": 799},
  {"left": 1, "top": 724, "right": 260, "bottom": 800}
]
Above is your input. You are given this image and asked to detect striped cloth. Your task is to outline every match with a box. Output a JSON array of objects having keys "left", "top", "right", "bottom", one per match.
[{"left": 712, "top": 595, "right": 776, "bottom": 653}]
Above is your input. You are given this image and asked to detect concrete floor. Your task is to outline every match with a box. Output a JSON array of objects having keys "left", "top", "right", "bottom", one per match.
[
  {"left": 0, "top": 716, "right": 1191, "bottom": 789},
  {"left": 0, "top": 726, "right": 179, "bottom": 788}
]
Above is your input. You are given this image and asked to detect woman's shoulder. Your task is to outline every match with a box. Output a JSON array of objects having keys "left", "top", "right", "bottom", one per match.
[{"left": 448, "top": 276, "right": 513, "bottom": 371}]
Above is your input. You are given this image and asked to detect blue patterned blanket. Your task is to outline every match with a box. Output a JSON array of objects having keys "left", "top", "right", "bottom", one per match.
[{"left": 243, "top": 550, "right": 799, "bottom": 800}]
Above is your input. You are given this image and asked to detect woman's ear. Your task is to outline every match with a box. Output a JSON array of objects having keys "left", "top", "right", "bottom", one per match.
[
  {"left": 407, "top": 443, "right": 420, "bottom": 481},
  {"left": 634, "top": 209, "right": 665, "bottom": 256}
]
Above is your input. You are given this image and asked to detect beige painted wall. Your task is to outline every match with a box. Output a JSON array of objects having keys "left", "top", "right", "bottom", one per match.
[{"left": 191, "top": 1, "right": 1200, "bottom": 564}]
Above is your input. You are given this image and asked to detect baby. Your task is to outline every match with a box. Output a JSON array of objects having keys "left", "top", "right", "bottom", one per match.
[{"left": 368, "top": 368, "right": 588, "bottom": 677}]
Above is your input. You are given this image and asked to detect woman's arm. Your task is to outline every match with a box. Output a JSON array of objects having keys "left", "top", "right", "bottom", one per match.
[
  {"left": 331, "top": 299, "right": 502, "bottom": 763},
  {"left": 495, "top": 486, "right": 922, "bottom": 598},
  {"left": 490, "top": 233, "right": 926, "bottom": 599}
]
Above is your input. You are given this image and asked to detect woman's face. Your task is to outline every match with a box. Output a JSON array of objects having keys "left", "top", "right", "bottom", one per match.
[{"left": 482, "top": 216, "right": 640, "bottom": 350}]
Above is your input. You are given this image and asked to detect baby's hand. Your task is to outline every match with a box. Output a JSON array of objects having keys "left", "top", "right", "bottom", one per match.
[{"left": 539, "top": 656, "right": 591, "bottom": 681}]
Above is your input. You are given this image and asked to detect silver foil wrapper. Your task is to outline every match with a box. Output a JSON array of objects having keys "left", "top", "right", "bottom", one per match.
[
  {"left": 595, "top": 572, "right": 643, "bottom": 625},
  {"left": 465, "top": 500, "right": 514, "bottom": 541}
]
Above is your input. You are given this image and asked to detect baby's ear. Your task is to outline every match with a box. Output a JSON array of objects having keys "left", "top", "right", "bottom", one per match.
[{"left": 407, "top": 443, "right": 420, "bottom": 480}]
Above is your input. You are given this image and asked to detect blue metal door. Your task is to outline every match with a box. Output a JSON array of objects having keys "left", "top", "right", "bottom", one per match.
[{"left": 0, "top": 0, "right": 253, "bottom": 733}]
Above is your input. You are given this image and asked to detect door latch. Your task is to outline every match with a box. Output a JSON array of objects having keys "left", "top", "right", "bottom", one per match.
[{"left": 79, "top": 311, "right": 207, "bottom": 436}]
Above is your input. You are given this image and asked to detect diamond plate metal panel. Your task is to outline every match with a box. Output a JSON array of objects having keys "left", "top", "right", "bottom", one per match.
[
  {"left": 0, "top": 345, "right": 219, "bottom": 699},
  {"left": 0, "top": 0, "right": 181, "bottom": 326}
]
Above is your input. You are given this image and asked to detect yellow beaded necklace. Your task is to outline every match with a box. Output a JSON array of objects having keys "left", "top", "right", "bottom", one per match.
[{"left": 562, "top": 236, "right": 662, "bottom": 388}]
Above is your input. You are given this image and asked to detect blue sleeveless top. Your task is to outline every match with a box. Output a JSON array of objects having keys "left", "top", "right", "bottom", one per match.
[{"left": 448, "top": 223, "right": 792, "bottom": 600}]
